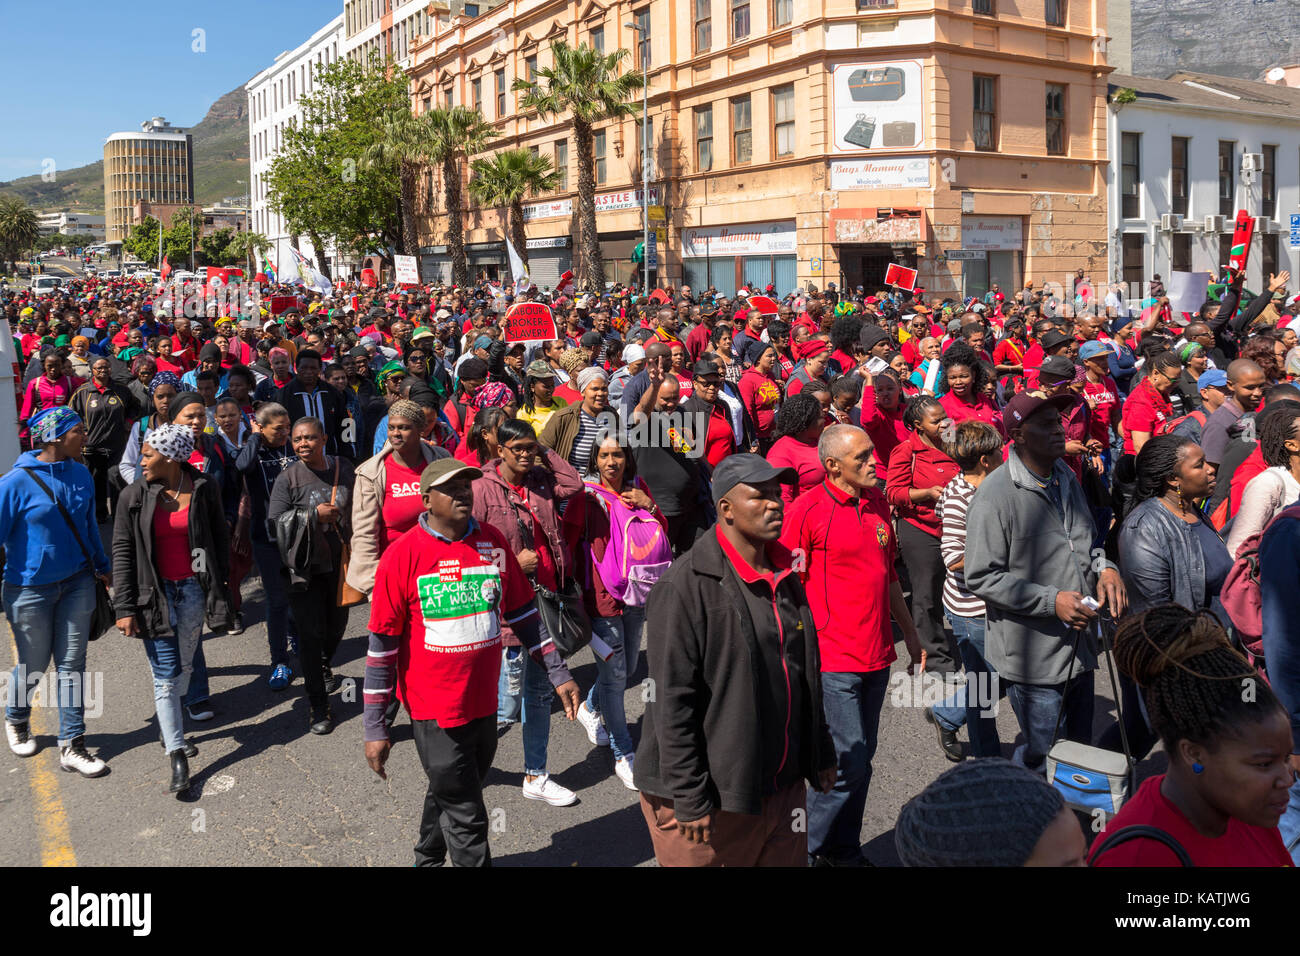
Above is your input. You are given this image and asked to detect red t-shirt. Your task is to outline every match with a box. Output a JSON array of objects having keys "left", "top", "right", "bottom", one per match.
[
  {"left": 381, "top": 456, "right": 426, "bottom": 545},
  {"left": 939, "top": 391, "right": 1005, "bottom": 436},
  {"left": 1090, "top": 775, "right": 1292, "bottom": 867},
  {"left": 368, "top": 520, "right": 536, "bottom": 728},
  {"left": 1081, "top": 376, "right": 1120, "bottom": 448},
  {"left": 860, "top": 386, "right": 909, "bottom": 468},
  {"left": 153, "top": 502, "right": 193, "bottom": 581},
  {"left": 781, "top": 481, "right": 897, "bottom": 672},
  {"left": 992, "top": 337, "right": 1026, "bottom": 369},
  {"left": 739, "top": 369, "right": 782, "bottom": 439},
  {"left": 700, "top": 402, "right": 736, "bottom": 467},
  {"left": 1121, "top": 378, "right": 1172, "bottom": 454}
]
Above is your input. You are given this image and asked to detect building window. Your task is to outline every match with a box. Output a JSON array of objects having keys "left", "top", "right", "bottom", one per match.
[
  {"left": 695, "top": 105, "right": 713, "bottom": 171},
  {"left": 1045, "top": 83, "right": 1065, "bottom": 155},
  {"left": 1122, "top": 233, "right": 1144, "bottom": 289},
  {"left": 636, "top": 117, "right": 655, "bottom": 179},
  {"left": 1121, "top": 133, "right": 1141, "bottom": 219},
  {"left": 496, "top": 70, "right": 506, "bottom": 116},
  {"left": 590, "top": 26, "right": 605, "bottom": 53},
  {"left": 634, "top": 8, "right": 651, "bottom": 69},
  {"left": 1262, "top": 144, "right": 1277, "bottom": 218},
  {"left": 773, "top": 0, "right": 793, "bottom": 27},
  {"left": 555, "top": 140, "right": 568, "bottom": 191},
  {"left": 472, "top": 77, "right": 482, "bottom": 113},
  {"left": 1045, "top": 0, "right": 1065, "bottom": 26},
  {"left": 1262, "top": 231, "right": 1279, "bottom": 278},
  {"left": 773, "top": 84, "right": 795, "bottom": 157},
  {"left": 973, "top": 75, "right": 996, "bottom": 151},
  {"left": 973, "top": 0, "right": 994, "bottom": 14},
  {"left": 594, "top": 129, "right": 607, "bottom": 184},
  {"left": 1219, "top": 140, "right": 1235, "bottom": 216},
  {"left": 732, "top": 95, "right": 752, "bottom": 164},
  {"left": 525, "top": 55, "right": 537, "bottom": 81},
  {"left": 443, "top": 85, "right": 453, "bottom": 107},
  {"left": 1171, "top": 136, "right": 1189, "bottom": 217},
  {"left": 1219, "top": 233, "right": 1233, "bottom": 269},
  {"left": 422, "top": 96, "right": 432, "bottom": 113},
  {"left": 1172, "top": 232, "right": 1192, "bottom": 273},
  {"left": 694, "top": 0, "right": 711, "bottom": 52},
  {"left": 731, "top": 0, "right": 750, "bottom": 41}
]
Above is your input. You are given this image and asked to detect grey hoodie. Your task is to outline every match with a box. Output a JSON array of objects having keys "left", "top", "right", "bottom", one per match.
[{"left": 964, "top": 446, "right": 1113, "bottom": 685}]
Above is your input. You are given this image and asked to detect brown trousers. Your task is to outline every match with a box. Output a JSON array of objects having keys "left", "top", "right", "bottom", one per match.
[{"left": 640, "top": 782, "right": 807, "bottom": 867}]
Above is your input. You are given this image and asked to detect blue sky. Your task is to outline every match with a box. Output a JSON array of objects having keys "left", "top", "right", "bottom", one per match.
[{"left": 0, "top": 0, "right": 338, "bottom": 182}]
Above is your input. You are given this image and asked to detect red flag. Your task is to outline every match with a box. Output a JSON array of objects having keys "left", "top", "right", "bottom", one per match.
[{"left": 160, "top": 255, "right": 171, "bottom": 282}]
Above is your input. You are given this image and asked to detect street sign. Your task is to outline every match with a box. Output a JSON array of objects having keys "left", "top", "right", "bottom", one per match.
[
  {"left": 647, "top": 232, "right": 658, "bottom": 270},
  {"left": 945, "top": 249, "right": 985, "bottom": 261},
  {"left": 648, "top": 205, "right": 665, "bottom": 221},
  {"left": 655, "top": 227, "right": 666, "bottom": 243},
  {"left": 1290, "top": 213, "right": 1300, "bottom": 249}
]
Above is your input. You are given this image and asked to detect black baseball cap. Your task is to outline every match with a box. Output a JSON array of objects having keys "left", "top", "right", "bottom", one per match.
[
  {"left": 1039, "top": 330, "right": 1072, "bottom": 352},
  {"left": 1038, "top": 355, "right": 1076, "bottom": 382},
  {"left": 710, "top": 453, "right": 796, "bottom": 507},
  {"left": 691, "top": 359, "right": 722, "bottom": 379},
  {"left": 580, "top": 330, "right": 603, "bottom": 348}
]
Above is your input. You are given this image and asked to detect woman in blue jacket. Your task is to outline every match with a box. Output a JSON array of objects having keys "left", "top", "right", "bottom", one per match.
[{"left": 0, "top": 407, "right": 110, "bottom": 777}]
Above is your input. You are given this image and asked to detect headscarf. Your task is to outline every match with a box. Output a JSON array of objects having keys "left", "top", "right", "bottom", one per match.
[
  {"left": 167, "top": 391, "right": 205, "bottom": 423},
  {"left": 376, "top": 360, "right": 407, "bottom": 390},
  {"left": 149, "top": 371, "right": 183, "bottom": 395},
  {"left": 118, "top": 346, "right": 144, "bottom": 362},
  {"left": 70, "top": 336, "right": 90, "bottom": 349},
  {"left": 796, "top": 338, "right": 830, "bottom": 362},
  {"left": 145, "top": 423, "right": 195, "bottom": 463},
  {"left": 386, "top": 399, "right": 427, "bottom": 433},
  {"left": 576, "top": 366, "right": 608, "bottom": 394},
  {"left": 473, "top": 381, "right": 515, "bottom": 409},
  {"left": 29, "top": 407, "right": 82, "bottom": 444}
]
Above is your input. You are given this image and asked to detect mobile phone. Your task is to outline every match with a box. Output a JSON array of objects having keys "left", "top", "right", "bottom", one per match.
[
  {"left": 864, "top": 356, "right": 889, "bottom": 374},
  {"left": 1081, "top": 596, "right": 1100, "bottom": 611}
]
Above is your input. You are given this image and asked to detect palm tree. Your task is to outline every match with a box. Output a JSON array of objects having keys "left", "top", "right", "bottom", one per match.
[
  {"left": 364, "top": 111, "right": 426, "bottom": 256},
  {"left": 230, "top": 231, "right": 271, "bottom": 276},
  {"left": 468, "top": 149, "right": 560, "bottom": 285},
  {"left": 0, "top": 196, "right": 40, "bottom": 274},
  {"left": 425, "top": 105, "right": 495, "bottom": 287},
  {"left": 515, "top": 40, "right": 644, "bottom": 292}
]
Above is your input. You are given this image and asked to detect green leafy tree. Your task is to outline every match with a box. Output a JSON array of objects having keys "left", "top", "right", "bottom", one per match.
[
  {"left": 199, "top": 227, "right": 236, "bottom": 266},
  {"left": 165, "top": 208, "right": 202, "bottom": 268},
  {"left": 228, "top": 231, "right": 271, "bottom": 274},
  {"left": 0, "top": 196, "right": 40, "bottom": 272},
  {"left": 266, "top": 53, "right": 409, "bottom": 277},
  {"left": 469, "top": 149, "right": 560, "bottom": 284},
  {"left": 364, "top": 111, "right": 431, "bottom": 257},
  {"left": 426, "top": 106, "right": 495, "bottom": 287},
  {"left": 514, "top": 41, "right": 644, "bottom": 291},
  {"left": 122, "top": 216, "right": 161, "bottom": 265}
]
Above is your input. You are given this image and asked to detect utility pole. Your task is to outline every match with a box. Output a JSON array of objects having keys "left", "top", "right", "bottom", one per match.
[{"left": 626, "top": 19, "right": 649, "bottom": 296}]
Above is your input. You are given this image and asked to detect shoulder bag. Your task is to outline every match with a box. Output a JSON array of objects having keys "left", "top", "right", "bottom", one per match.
[
  {"left": 19, "top": 468, "right": 115, "bottom": 640},
  {"left": 510, "top": 486, "right": 591, "bottom": 658}
]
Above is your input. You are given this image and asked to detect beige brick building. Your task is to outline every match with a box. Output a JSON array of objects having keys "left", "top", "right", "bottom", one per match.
[
  {"left": 407, "top": 0, "right": 1112, "bottom": 298},
  {"left": 103, "top": 117, "right": 194, "bottom": 245}
]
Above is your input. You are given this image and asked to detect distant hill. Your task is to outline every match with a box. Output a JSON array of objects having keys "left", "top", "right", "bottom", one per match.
[
  {"left": 0, "top": 83, "right": 251, "bottom": 214},
  {"left": 1130, "top": 0, "right": 1300, "bottom": 80}
]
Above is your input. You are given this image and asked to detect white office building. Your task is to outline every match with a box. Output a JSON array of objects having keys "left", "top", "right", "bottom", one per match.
[
  {"left": 246, "top": 14, "right": 346, "bottom": 279},
  {"left": 1107, "top": 71, "right": 1300, "bottom": 297},
  {"left": 36, "top": 212, "right": 106, "bottom": 239}
]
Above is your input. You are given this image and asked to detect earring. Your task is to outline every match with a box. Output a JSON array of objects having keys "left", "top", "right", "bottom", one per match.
[{"left": 1192, "top": 761, "right": 1204, "bottom": 774}]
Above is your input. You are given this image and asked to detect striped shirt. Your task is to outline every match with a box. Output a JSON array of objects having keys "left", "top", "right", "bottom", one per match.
[
  {"left": 568, "top": 408, "right": 600, "bottom": 472},
  {"left": 937, "top": 474, "right": 985, "bottom": 617}
]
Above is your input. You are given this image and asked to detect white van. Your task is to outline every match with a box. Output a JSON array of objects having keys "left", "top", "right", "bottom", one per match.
[{"left": 31, "top": 275, "right": 63, "bottom": 294}]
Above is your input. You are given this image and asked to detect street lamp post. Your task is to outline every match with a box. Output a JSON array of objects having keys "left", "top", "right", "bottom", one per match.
[{"left": 626, "top": 20, "right": 649, "bottom": 296}]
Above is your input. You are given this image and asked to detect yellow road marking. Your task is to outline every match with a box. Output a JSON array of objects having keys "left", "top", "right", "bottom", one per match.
[{"left": 5, "top": 624, "right": 77, "bottom": 866}]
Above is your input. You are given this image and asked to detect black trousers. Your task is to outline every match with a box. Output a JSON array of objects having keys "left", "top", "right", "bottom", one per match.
[
  {"left": 896, "top": 519, "right": 959, "bottom": 676},
  {"left": 665, "top": 511, "right": 703, "bottom": 556},
  {"left": 84, "top": 448, "right": 120, "bottom": 523},
  {"left": 411, "top": 714, "right": 497, "bottom": 867},
  {"left": 287, "top": 569, "right": 348, "bottom": 709}
]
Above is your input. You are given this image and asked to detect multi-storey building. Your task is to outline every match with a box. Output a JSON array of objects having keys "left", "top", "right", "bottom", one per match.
[
  {"left": 103, "top": 117, "right": 193, "bottom": 244},
  {"left": 342, "top": 0, "right": 508, "bottom": 67},
  {"left": 246, "top": 14, "right": 345, "bottom": 277},
  {"left": 36, "top": 212, "right": 106, "bottom": 239},
  {"left": 406, "top": 0, "right": 1114, "bottom": 298},
  {"left": 1106, "top": 71, "right": 1300, "bottom": 297}
]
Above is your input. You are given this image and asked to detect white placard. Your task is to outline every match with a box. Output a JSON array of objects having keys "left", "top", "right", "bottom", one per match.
[
  {"left": 830, "top": 157, "right": 930, "bottom": 190},
  {"left": 1169, "top": 271, "right": 1212, "bottom": 318},
  {"left": 393, "top": 255, "right": 419, "bottom": 284}
]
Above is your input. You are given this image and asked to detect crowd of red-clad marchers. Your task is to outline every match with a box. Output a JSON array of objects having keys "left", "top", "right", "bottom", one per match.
[{"left": 2, "top": 264, "right": 1298, "bottom": 868}]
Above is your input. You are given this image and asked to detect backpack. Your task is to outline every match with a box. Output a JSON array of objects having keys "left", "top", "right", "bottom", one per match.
[
  {"left": 1157, "top": 408, "right": 1206, "bottom": 437},
  {"left": 585, "top": 480, "right": 673, "bottom": 607},
  {"left": 1219, "top": 503, "right": 1300, "bottom": 665}
]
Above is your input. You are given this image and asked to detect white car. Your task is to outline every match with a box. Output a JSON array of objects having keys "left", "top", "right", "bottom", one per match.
[
  {"left": 84, "top": 263, "right": 97, "bottom": 275},
  {"left": 31, "top": 275, "right": 63, "bottom": 294}
]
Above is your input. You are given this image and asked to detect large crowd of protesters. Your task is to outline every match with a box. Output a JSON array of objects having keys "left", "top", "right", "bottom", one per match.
[{"left": 1, "top": 260, "right": 1298, "bottom": 868}]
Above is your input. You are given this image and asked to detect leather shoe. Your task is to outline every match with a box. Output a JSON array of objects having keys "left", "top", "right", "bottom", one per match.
[
  {"left": 168, "top": 750, "right": 191, "bottom": 793},
  {"left": 309, "top": 706, "right": 334, "bottom": 735},
  {"left": 160, "top": 736, "right": 199, "bottom": 758},
  {"left": 924, "top": 706, "right": 964, "bottom": 762}
]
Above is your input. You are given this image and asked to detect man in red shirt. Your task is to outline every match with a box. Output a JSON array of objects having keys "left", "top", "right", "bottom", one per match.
[
  {"left": 363, "top": 459, "right": 580, "bottom": 867},
  {"left": 782, "top": 425, "right": 922, "bottom": 866}
]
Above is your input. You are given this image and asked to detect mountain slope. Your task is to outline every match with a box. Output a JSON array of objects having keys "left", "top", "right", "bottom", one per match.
[
  {"left": 1128, "top": 0, "right": 1300, "bottom": 80},
  {"left": 0, "top": 83, "right": 251, "bottom": 214}
]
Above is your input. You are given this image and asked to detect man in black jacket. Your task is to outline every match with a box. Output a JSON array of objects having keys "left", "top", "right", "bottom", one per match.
[
  {"left": 276, "top": 349, "right": 354, "bottom": 460},
  {"left": 634, "top": 453, "right": 837, "bottom": 866}
]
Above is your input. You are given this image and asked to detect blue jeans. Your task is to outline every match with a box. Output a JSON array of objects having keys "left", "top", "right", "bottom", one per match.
[
  {"left": 252, "top": 537, "right": 293, "bottom": 666},
  {"left": 585, "top": 605, "right": 645, "bottom": 761},
  {"left": 498, "top": 646, "right": 524, "bottom": 724},
  {"left": 1280, "top": 776, "right": 1300, "bottom": 865},
  {"left": 1006, "top": 670, "right": 1095, "bottom": 774},
  {"left": 807, "top": 668, "right": 891, "bottom": 863},
  {"left": 950, "top": 614, "right": 1001, "bottom": 757},
  {"left": 3, "top": 573, "right": 96, "bottom": 744},
  {"left": 141, "top": 578, "right": 207, "bottom": 752},
  {"left": 521, "top": 644, "right": 553, "bottom": 776}
]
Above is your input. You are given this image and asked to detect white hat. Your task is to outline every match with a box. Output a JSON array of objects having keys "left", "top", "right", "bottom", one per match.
[
  {"left": 435, "top": 308, "right": 451, "bottom": 320},
  {"left": 623, "top": 343, "right": 646, "bottom": 363},
  {"left": 263, "top": 320, "right": 279, "bottom": 331}
]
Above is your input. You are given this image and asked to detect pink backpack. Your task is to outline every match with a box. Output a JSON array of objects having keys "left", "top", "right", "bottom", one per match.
[
  {"left": 1220, "top": 503, "right": 1300, "bottom": 665},
  {"left": 585, "top": 480, "right": 673, "bottom": 607}
]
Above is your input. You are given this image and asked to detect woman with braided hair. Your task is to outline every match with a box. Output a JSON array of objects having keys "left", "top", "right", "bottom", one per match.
[
  {"left": 766, "top": 392, "right": 827, "bottom": 505},
  {"left": 1090, "top": 604, "right": 1293, "bottom": 866}
]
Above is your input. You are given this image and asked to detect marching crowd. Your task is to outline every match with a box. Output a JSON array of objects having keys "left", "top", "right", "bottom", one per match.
[{"left": 1, "top": 263, "right": 1298, "bottom": 868}]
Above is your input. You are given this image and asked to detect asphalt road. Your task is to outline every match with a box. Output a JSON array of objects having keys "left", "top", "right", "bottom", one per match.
[{"left": 0, "top": 522, "right": 1158, "bottom": 867}]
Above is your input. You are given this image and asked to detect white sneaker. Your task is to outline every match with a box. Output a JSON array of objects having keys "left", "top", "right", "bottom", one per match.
[
  {"left": 5, "top": 721, "right": 37, "bottom": 757},
  {"left": 576, "top": 701, "right": 609, "bottom": 747},
  {"left": 522, "top": 773, "right": 577, "bottom": 806},
  {"left": 59, "top": 737, "right": 108, "bottom": 778},
  {"left": 614, "top": 755, "right": 638, "bottom": 791}
]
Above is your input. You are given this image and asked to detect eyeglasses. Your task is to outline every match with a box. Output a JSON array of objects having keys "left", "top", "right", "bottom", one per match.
[{"left": 502, "top": 444, "right": 536, "bottom": 458}]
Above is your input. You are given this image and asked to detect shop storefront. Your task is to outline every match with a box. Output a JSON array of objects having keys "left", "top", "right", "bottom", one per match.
[
  {"left": 681, "top": 219, "right": 797, "bottom": 297},
  {"left": 419, "top": 245, "right": 450, "bottom": 285},
  {"left": 829, "top": 209, "right": 926, "bottom": 293},
  {"left": 466, "top": 241, "right": 506, "bottom": 283},
  {"left": 599, "top": 231, "right": 643, "bottom": 289},
  {"left": 526, "top": 236, "right": 572, "bottom": 292},
  {"left": 959, "top": 215, "right": 1024, "bottom": 300}
]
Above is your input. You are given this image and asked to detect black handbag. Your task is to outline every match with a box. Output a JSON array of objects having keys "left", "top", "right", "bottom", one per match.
[
  {"left": 18, "top": 468, "right": 115, "bottom": 640},
  {"left": 534, "top": 578, "right": 592, "bottom": 659}
]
